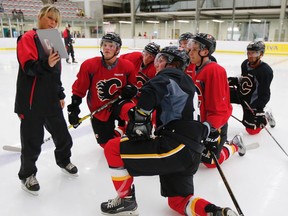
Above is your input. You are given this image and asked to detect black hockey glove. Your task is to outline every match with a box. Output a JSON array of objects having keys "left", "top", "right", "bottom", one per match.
[
  {"left": 242, "top": 109, "right": 267, "bottom": 129},
  {"left": 228, "top": 77, "right": 239, "bottom": 87},
  {"left": 205, "top": 128, "right": 220, "bottom": 155},
  {"left": 255, "top": 110, "right": 268, "bottom": 128},
  {"left": 121, "top": 85, "right": 138, "bottom": 100},
  {"left": 126, "top": 107, "right": 152, "bottom": 141},
  {"left": 67, "top": 95, "right": 82, "bottom": 128}
]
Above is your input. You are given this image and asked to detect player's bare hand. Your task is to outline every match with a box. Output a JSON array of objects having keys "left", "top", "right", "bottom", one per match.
[{"left": 48, "top": 48, "right": 60, "bottom": 67}]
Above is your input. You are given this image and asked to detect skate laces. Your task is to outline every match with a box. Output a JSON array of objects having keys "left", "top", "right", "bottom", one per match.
[
  {"left": 107, "top": 196, "right": 122, "bottom": 208},
  {"left": 266, "top": 111, "right": 275, "bottom": 122},
  {"left": 25, "top": 175, "right": 38, "bottom": 187},
  {"left": 232, "top": 133, "right": 243, "bottom": 146},
  {"left": 65, "top": 163, "right": 75, "bottom": 170},
  {"left": 232, "top": 135, "right": 240, "bottom": 145}
]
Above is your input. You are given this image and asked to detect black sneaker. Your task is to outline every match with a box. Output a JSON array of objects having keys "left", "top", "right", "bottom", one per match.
[
  {"left": 101, "top": 185, "right": 138, "bottom": 215},
  {"left": 72, "top": 60, "right": 78, "bottom": 64},
  {"left": 205, "top": 204, "right": 238, "bottom": 216},
  {"left": 66, "top": 59, "right": 71, "bottom": 64},
  {"left": 21, "top": 174, "right": 40, "bottom": 196},
  {"left": 62, "top": 163, "right": 78, "bottom": 176}
]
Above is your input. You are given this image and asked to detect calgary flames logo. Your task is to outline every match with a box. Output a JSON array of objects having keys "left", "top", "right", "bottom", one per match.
[
  {"left": 240, "top": 76, "right": 253, "bottom": 96},
  {"left": 96, "top": 78, "right": 122, "bottom": 101},
  {"left": 135, "top": 71, "right": 150, "bottom": 89}
]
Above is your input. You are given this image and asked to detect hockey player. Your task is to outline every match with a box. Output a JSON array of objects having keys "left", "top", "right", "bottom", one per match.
[
  {"left": 120, "top": 42, "right": 160, "bottom": 90},
  {"left": 117, "top": 42, "right": 160, "bottom": 135},
  {"left": 100, "top": 46, "right": 238, "bottom": 216},
  {"left": 228, "top": 41, "right": 275, "bottom": 135},
  {"left": 178, "top": 32, "right": 194, "bottom": 51},
  {"left": 15, "top": 5, "right": 78, "bottom": 196},
  {"left": 179, "top": 32, "right": 217, "bottom": 78},
  {"left": 67, "top": 32, "right": 137, "bottom": 147},
  {"left": 63, "top": 23, "right": 77, "bottom": 63},
  {"left": 186, "top": 33, "right": 246, "bottom": 168}
]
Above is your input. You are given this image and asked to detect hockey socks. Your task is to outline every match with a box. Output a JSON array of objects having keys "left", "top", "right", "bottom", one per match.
[{"left": 109, "top": 166, "right": 134, "bottom": 198}]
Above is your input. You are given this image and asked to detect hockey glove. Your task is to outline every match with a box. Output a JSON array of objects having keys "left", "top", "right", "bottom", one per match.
[
  {"left": 205, "top": 128, "right": 220, "bottom": 155},
  {"left": 67, "top": 95, "right": 82, "bottom": 128},
  {"left": 228, "top": 77, "right": 239, "bottom": 87},
  {"left": 126, "top": 107, "right": 152, "bottom": 141},
  {"left": 121, "top": 85, "right": 138, "bottom": 100},
  {"left": 242, "top": 109, "right": 267, "bottom": 129}
]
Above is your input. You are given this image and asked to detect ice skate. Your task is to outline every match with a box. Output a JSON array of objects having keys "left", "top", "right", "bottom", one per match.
[
  {"left": 205, "top": 204, "right": 238, "bottom": 216},
  {"left": 209, "top": 207, "right": 238, "bottom": 216},
  {"left": 101, "top": 185, "right": 138, "bottom": 215},
  {"left": 21, "top": 174, "right": 40, "bottom": 196},
  {"left": 265, "top": 111, "right": 276, "bottom": 128},
  {"left": 61, "top": 162, "right": 79, "bottom": 177},
  {"left": 231, "top": 133, "right": 246, "bottom": 156}
]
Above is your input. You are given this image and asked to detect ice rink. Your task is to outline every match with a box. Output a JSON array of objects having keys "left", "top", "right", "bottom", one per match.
[{"left": 0, "top": 47, "right": 287, "bottom": 216}]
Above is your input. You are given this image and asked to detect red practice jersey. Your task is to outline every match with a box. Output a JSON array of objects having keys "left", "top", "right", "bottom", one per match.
[
  {"left": 62, "top": 28, "right": 69, "bottom": 39},
  {"left": 72, "top": 57, "right": 137, "bottom": 121},
  {"left": 120, "top": 52, "right": 156, "bottom": 89},
  {"left": 187, "top": 62, "right": 232, "bottom": 129}
]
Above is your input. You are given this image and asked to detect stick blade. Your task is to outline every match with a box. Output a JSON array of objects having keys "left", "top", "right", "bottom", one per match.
[
  {"left": 2, "top": 145, "right": 21, "bottom": 153},
  {"left": 246, "top": 142, "right": 260, "bottom": 151}
]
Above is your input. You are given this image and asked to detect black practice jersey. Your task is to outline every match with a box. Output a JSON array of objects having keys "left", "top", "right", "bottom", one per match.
[{"left": 240, "top": 59, "right": 273, "bottom": 110}]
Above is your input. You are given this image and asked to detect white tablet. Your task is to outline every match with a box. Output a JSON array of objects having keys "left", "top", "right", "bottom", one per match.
[{"left": 36, "top": 29, "right": 69, "bottom": 59}]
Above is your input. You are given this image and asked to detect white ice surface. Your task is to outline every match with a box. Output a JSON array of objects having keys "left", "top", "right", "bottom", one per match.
[{"left": 0, "top": 48, "right": 287, "bottom": 216}]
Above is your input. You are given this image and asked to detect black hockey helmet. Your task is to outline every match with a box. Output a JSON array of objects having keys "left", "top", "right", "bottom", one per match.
[
  {"left": 247, "top": 41, "right": 265, "bottom": 54},
  {"left": 191, "top": 33, "right": 216, "bottom": 54},
  {"left": 178, "top": 32, "right": 194, "bottom": 43},
  {"left": 144, "top": 42, "right": 160, "bottom": 56},
  {"left": 101, "top": 32, "right": 122, "bottom": 47},
  {"left": 157, "top": 46, "right": 189, "bottom": 70}
]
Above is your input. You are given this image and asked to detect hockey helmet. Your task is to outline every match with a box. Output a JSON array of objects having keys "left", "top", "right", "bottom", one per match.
[
  {"left": 156, "top": 46, "right": 189, "bottom": 70},
  {"left": 144, "top": 42, "right": 160, "bottom": 56},
  {"left": 178, "top": 32, "right": 194, "bottom": 43},
  {"left": 191, "top": 33, "right": 216, "bottom": 54},
  {"left": 101, "top": 32, "right": 122, "bottom": 47},
  {"left": 247, "top": 41, "right": 265, "bottom": 54}
]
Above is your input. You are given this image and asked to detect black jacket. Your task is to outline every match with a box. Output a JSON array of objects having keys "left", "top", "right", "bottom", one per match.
[{"left": 14, "top": 29, "right": 65, "bottom": 116}]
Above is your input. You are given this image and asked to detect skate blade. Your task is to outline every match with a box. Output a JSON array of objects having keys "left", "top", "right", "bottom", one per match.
[
  {"left": 61, "top": 168, "right": 79, "bottom": 177},
  {"left": 102, "top": 209, "right": 139, "bottom": 216},
  {"left": 21, "top": 184, "right": 39, "bottom": 196}
]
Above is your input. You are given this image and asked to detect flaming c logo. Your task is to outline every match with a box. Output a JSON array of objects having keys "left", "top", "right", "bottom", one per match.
[
  {"left": 96, "top": 78, "right": 122, "bottom": 101},
  {"left": 240, "top": 76, "right": 253, "bottom": 95}
]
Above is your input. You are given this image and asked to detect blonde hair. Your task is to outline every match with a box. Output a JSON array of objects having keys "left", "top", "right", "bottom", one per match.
[{"left": 38, "top": 4, "right": 61, "bottom": 27}]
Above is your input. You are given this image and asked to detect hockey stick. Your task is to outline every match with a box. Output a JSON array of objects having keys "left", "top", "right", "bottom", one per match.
[
  {"left": 263, "top": 127, "right": 288, "bottom": 157},
  {"left": 231, "top": 114, "right": 288, "bottom": 158},
  {"left": 211, "top": 151, "right": 244, "bottom": 216},
  {"left": 2, "top": 97, "right": 121, "bottom": 153}
]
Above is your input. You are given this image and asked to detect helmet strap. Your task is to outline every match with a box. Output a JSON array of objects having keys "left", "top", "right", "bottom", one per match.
[{"left": 196, "top": 50, "right": 209, "bottom": 67}]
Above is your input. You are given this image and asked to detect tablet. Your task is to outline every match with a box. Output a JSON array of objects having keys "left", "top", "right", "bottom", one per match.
[{"left": 36, "top": 29, "right": 69, "bottom": 59}]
